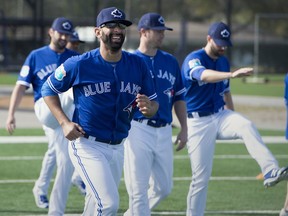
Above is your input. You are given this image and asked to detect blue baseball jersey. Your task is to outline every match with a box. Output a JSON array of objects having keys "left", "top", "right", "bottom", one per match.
[
  {"left": 17, "top": 45, "right": 78, "bottom": 102},
  {"left": 284, "top": 73, "right": 288, "bottom": 139},
  {"left": 133, "top": 49, "right": 186, "bottom": 124},
  {"left": 181, "top": 48, "right": 230, "bottom": 113},
  {"left": 42, "top": 48, "right": 158, "bottom": 141}
]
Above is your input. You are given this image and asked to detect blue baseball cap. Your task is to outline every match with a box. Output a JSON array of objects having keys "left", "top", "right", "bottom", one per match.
[
  {"left": 138, "top": 13, "right": 173, "bottom": 31},
  {"left": 208, "top": 22, "right": 232, "bottom": 47},
  {"left": 51, "top": 17, "right": 74, "bottom": 35},
  {"left": 96, "top": 7, "right": 132, "bottom": 27},
  {"left": 70, "top": 31, "right": 85, "bottom": 43}
]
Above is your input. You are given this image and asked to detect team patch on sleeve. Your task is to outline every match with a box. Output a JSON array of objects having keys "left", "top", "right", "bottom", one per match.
[
  {"left": 54, "top": 64, "right": 66, "bottom": 81},
  {"left": 188, "top": 58, "right": 201, "bottom": 69},
  {"left": 20, "top": 65, "right": 29, "bottom": 77}
]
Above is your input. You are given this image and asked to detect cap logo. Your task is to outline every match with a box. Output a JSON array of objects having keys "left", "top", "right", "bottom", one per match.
[
  {"left": 111, "top": 9, "right": 123, "bottom": 18},
  {"left": 62, "top": 21, "right": 72, "bottom": 30},
  {"left": 158, "top": 16, "right": 165, "bottom": 25},
  {"left": 221, "top": 29, "right": 230, "bottom": 38}
]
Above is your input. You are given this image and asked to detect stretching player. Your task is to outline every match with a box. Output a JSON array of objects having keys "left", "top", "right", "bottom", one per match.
[
  {"left": 181, "top": 21, "right": 288, "bottom": 216},
  {"left": 41, "top": 7, "right": 159, "bottom": 215},
  {"left": 6, "top": 17, "right": 83, "bottom": 214},
  {"left": 123, "top": 12, "right": 187, "bottom": 216}
]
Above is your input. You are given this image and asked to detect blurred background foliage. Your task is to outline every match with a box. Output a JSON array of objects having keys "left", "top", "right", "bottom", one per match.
[{"left": 0, "top": 0, "right": 288, "bottom": 74}]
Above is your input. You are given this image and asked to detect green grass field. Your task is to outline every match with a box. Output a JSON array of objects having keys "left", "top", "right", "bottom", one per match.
[
  {"left": 0, "top": 129, "right": 287, "bottom": 216},
  {"left": 0, "top": 72, "right": 286, "bottom": 97},
  {"left": 0, "top": 73, "right": 287, "bottom": 215}
]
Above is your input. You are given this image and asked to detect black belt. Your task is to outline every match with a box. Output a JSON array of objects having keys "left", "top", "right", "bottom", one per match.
[
  {"left": 188, "top": 107, "right": 224, "bottom": 118},
  {"left": 83, "top": 134, "right": 122, "bottom": 145},
  {"left": 134, "top": 119, "right": 169, "bottom": 128},
  {"left": 188, "top": 112, "right": 213, "bottom": 118}
]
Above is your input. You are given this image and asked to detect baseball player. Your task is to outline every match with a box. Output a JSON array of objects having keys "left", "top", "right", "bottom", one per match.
[
  {"left": 181, "top": 21, "right": 288, "bottom": 216},
  {"left": 5, "top": 17, "right": 82, "bottom": 215},
  {"left": 41, "top": 7, "right": 159, "bottom": 216},
  {"left": 123, "top": 12, "right": 187, "bottom": 216},
  {"left": 279, "top": 73, "right": 288, "bottom": 216},
  {"left": 66, "top": 30, "right": 85, "bottom": 52}
]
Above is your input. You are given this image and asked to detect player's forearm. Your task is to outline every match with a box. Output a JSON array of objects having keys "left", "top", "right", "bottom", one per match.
[
  {"left": 223, "top": 92, "right": 234, "bottom": 111},
  {"left": 43, "top": 95, "right": 70, "bottom": 126},
  {"left": 7, "top": 84, "right": 26, "bottom": 116},
  {"left": 174, "top": 100, "right": 188, "bottom": 130},
  {"left": 143, "top": 100, "right": 159, "bottom": 118},
  {"left": 200, "top": 69, "right": 232, "bottom": 83}
]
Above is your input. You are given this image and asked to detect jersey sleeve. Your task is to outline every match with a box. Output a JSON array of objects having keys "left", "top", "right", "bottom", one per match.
[
  {"left": 41, "top": 57, "right": 78, "bottom": 97},
  {"left": 16, "top": 52, "right": 35, "bottom": 88},
  {"left": 182, "top": 52, "right": 206, "bottom": 82},
  {"left": 139, "top": 58, "right": 158, "bottom": 101}
]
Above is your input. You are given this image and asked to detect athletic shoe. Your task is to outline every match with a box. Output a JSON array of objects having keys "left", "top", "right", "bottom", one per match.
[
  {"left": 32, "top": 187, "right": 49, "bottom": 209},
  {"left": 263, "top": 166, "right": 288, "bottom": 187},
  {"left": 280, "top": 208, "right": 288, "bottom": 216},
  {"left": 72, "top": 180, "right": 86, "bottom": 196}
]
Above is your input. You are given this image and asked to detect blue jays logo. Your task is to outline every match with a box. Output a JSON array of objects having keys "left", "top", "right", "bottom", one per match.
[
  {"left": 158, "top": 16, "right": 165, "bottom": 25},
  {"left": 62, "top": 22, "right": 72, "bottom": 31},
  {"left": 111, "top": 9, "right": 123, "bottom": 18},
  {"left": 54, "top": 65, "right": 66, "bottom": 81},
  {"left": 221, "top": 29, "right": 230, "bottom": 38},
  {"left": 124, "top": 98, "right": 138, "bottom": 120},
  {"left": 164, "top": 87, "right": 174, "bottom": 103}
]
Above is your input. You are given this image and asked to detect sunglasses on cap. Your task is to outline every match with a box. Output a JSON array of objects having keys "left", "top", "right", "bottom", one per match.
[{"left": 100, "top": 22, "right": 127, "bottom": 30}]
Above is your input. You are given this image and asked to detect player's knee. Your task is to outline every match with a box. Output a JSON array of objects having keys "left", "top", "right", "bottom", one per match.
[
  {"left": 104, "top": 200, "right": 119, "bottom": 214},
  {"left": 239, "top": 118, "right": 257, "bottom": 134}
]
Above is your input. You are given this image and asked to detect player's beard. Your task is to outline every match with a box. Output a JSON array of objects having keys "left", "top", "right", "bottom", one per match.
[
  {"left": 210, "top": 44, "right": 225, "bottom": 58},
  {"left": 54, "top": 39, "right": 67, "bottom": 51},
  {"left": 102, "top": 32, "right": 125, "bottom": 52}
]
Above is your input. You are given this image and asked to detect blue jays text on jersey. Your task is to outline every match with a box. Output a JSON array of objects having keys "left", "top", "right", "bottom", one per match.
[
  {"left": 132, "top": 49, "right": 186, "bottom": 124},
  {"left": 17, "top": 46, "right": 78, "bottom": 102},
  {"left": 181, "top": 48, "right": 231, "bottom": 113},
  {"left": 41, "top": 48, "right": 158, "bottom": 142}
]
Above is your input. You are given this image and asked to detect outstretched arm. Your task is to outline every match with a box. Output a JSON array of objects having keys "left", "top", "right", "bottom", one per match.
[{"left": 201, "top": 67, "right": 253, "bottom": 83}]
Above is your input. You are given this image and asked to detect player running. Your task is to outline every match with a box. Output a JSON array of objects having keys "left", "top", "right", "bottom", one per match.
[
  {"left": 41, "top": 7, "right": 159, "bottom": 215},
  {"left": 5, "top": 17, "right": 85, "bottom": 215}
]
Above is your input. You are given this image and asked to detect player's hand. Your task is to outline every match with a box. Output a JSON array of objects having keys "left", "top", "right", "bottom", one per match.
[
  {"left": 136, "top": 94, "right": 158, "bottom": 118},
  {"left": 174, "top": 129, "right": 187, "bottom": 151},
  {"left": 231, "top": 67, "right": 253, "bottom": 78},
  {"left": 61, "top": 121, "right": 85, "bottom": 141},
  {"left": 6, "top": 116, "right": 16, "bottom": 135}
]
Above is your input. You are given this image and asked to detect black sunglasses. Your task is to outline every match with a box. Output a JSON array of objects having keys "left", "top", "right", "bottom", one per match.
[
  {"left": 100, "top": 22, "right": 127, "bottom": 29},
  {"left": 100, "top": 22, "right": 127, "bottom": 30}
]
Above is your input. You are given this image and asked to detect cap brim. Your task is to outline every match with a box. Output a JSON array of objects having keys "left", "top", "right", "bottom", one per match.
[
  {"left": 213, "top": 39, "right": 233, "bottom": 47},
  {"left": 151, "top": 26, "right": 173, "bottom": 31},
  {"left": 54, "top": 29, "right": 74, "bottom": 35},
  {"left": 70, "top": 40, "right": 85, "bottom": 43},
  {"left": 101, "top": 20, "right": 132, "bottom": 27}
]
